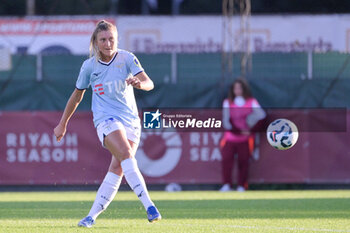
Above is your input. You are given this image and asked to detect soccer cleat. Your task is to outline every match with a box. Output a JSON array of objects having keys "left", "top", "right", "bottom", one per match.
[
  {"left": 78, "top": 216, "right": 95, "bottom": 228},
  {"left": 219, "top": 184, "right": 232, "bottom": 192},
  {"left": 147, "top": 206, "right": 162, "bottom": 223},
  {"left": 236, "top": 186, "right": 246, "bottom": 192}
]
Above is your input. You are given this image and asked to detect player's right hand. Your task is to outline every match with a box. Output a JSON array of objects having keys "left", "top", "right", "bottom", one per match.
[{"left": 54, "top": 124, "right": 66, "bottom": 142}]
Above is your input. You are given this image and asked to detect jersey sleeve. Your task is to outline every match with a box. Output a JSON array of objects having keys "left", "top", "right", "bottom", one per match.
[
  {"left": 76, "top": 60, "right": 92, "bottom": 90},
  {"left": 251, "top": 98, "right": 261, "bottom": 108},
  {"left": 246, "top": 98, "right": 266, "bottom": 128},
  {"left": 127, "top": 52, "right": 144, "bottom": 76},
  {"left": 222, "top": 99, "right": 232, "bottom": 130}
]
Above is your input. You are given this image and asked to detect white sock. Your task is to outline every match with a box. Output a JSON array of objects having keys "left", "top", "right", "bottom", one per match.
[
  {"left": 121, "top": 158, "right": 154, "bottom": 210},
  {"left": 88, "top": 172, "right": 122, "bottom": 220}
]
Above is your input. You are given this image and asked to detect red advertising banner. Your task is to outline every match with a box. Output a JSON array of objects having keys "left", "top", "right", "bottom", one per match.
[
  {"left": 0, "top": 112, "right": 110, "bottom": 185},
  {"left": 1, "top": 112, "right": 350, "bottom": 185}
]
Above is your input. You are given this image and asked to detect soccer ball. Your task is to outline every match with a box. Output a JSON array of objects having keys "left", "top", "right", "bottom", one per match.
[{"left": 266, "top": 118, "right": 299, "bottom": 150}]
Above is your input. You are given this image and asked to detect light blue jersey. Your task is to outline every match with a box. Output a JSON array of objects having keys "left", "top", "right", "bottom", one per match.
[{"left": 76, "top": 49, "right": 144, "bottom": 128}]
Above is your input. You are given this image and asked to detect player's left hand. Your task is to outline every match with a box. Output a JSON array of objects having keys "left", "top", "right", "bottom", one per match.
[{"left": 126, "top": 77, "right": 141, "bottom": 89}]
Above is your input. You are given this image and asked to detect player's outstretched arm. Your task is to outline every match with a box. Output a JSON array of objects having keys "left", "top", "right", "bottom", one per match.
[
  {"left": 54, "top": 88, "right": 86, "bottom": 142},
  {"left": 126, "top": 71, "right": 154, "bottom": 91}
]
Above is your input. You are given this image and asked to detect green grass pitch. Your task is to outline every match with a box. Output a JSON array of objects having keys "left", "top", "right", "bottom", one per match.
[{"left": 0, "top": 190, "right": 349, "bottom": 232}]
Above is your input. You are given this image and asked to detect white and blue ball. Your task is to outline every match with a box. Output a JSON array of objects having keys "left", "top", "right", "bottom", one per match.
[{"left": 266, "top": 118, "right": 299, "bottom": 150}]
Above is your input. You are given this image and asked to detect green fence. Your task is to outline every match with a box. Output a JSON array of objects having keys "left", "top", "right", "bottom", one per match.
[{"left": 0, "top": 52, "right": 349, "bottom": 110}]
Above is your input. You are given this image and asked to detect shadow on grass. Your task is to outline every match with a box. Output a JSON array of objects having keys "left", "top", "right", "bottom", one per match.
[{"left": 0, "top": 198, "right": 349, "bottom": 220}]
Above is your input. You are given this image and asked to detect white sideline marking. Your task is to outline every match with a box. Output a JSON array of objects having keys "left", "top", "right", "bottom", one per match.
[{"left": 159, "top": 223, "right": 350, "bottom": 232}]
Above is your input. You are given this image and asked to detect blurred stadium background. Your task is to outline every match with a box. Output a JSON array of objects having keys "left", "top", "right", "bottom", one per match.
[{"left": 1, "top": 0, "right": 350, "bottom": 190}]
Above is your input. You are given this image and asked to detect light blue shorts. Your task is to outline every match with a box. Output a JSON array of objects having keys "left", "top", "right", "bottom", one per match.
[{"left": 96, "top": 117, "right": 141, "bottom": 147}]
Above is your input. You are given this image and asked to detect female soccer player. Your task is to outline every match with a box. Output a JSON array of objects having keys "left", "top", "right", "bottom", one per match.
[
  {"left": 54, "top": 20, "right": 161, "bottom": 228},
  {"left": 220, "top": 78, "right": 266, "bottom": 192}
]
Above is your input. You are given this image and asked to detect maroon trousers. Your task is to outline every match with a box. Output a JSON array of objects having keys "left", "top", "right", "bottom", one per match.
[{"left": 220, "top": 140, "right": 250, "bottom": 189}]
